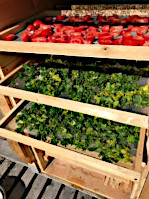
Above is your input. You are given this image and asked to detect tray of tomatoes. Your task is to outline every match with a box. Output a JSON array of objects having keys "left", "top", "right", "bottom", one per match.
[{"left": 4, "top": 14, "right": 149, "bottom": 46}]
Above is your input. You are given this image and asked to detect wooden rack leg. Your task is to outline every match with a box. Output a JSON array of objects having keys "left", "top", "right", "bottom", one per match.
[{"left": 31, "top": 147, "right": 50, "bottom": 172}]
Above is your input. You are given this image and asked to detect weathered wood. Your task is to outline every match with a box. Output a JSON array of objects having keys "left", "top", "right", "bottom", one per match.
[
  {"left": 0, "top": 86, "right": 148, "bottom": 129},
  {"left": 135, "top": 128, "right": 146, "bottom": 172},
  {"left": 0, "top": 99, "right": 25, "bottom": 127},
  {"left": 44, "top": 159, "right": 130, "bottom": 199},
  {"left": 76, "top": 192, "right": 93, "bottom": 199},
  {"left": 25, "top": 174, "right": 47, "bottom": 199},
  {"left": 41, "top": 180, "right": 61, "bottom": 199},
  {"left": 0, "top": 40, "right": 149, "bottom": 61},
  {"left": 140, "top": 173, "right": 149, "bottom": 199},
  {"left": 0, "top": 128, "right": 141, "bottom": 183},
  {"left": 21, "top": 167, "right": 36, "bottom": 187}
]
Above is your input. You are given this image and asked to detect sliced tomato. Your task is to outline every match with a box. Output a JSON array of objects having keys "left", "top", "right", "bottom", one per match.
[
  {"left": 83, "top": 15, "right": 90, "bottom": 21},
  {"left": 113, "top": 38, "right": 123, "bottom": 45},
  {"left": 21, "top": 32, "right": 29, "bottom": 42},
  {"left": 86, "top": 35, "right": 95, "bottom": 43},
  {"left": 44, "top": 17, "right": 53, "bottom": 22},
  {"left": 88, "top": 26, "right": 98, "bottom": 32},
  {"left": 143, "top": 41, "right": 149, "bottom": 46},
  {"left": 40, "top": 29, "right": 52, "bottom": 37},
  {"left": 131, "top": 26, "right": 140, "bottom": 32},
  {"left": 144, "top": 34, "right": 149, "bottom": 41},
  {"left": 83, "top": 39, "right": 93, "bottom": 44},
  {"left": 33, "top": 20, "right": 43, "bottom": 28},
  {"left": 122, "top": 32, "right": 133, "bottom": 40},
  {"left": 134, "top": 17, "right": 149, "bottom": 24},
  {"left": 69, "top": 37, "right": 84, "bottom": 44},
  {"left": 99, "top": 34, "right": 113, "bottom": 40},
  {"left": 56, "top": 37, "right": 68, "bottom": 43},
  {"left": 26, "top": 25, "right": 35, "bottom": 32},
  {"left": 5, "top": 34, "right": 16, "bottom": 41},
  {"left": 98, "top": 39, "right": 113, "bottom": 45},
  {"left": 136, "top": 26, "right": 148, "bottom": 36},
  {"left": 48, "top": 35, "right": 57, "bottom": 42},
  {"left": 119, "top": 19, "right": 128, "bottom": 25},
  {"left": 122, "top": 39, "right": 137, "bottom": 46},
  {"left": 56, "top": 15, "right": 66, "bottom": 21},
  {"left": 40, "top": 24, "right": 52, "bottom": 30},
  {"left": 101, "top": 25, "right": 110, "bottom": 32},
  {"left": 133, "top": 36, "right": 145, "bottom": 46},
  {"left": 110, "top": 25, "right": 123, "bottom": 32},
  {"left": 53, "top": 24, "right": 63, "bottom": 29},
  {"left": 70, "top": 32, "right": 82, "bottom": 37},
  {"left": 127, "top": 25, "right": 134, "bottom": 31},
  {"left": 110, "top": 18, "right": 120, "bottom": 24},
  {"left": 31, "top": 37, "right": 47, "bottom": 42},
  {"left": 97, "top": 32, "right": 109, "bottom": 38},
  {"left": 111, "top": 31, "right": 121, "bottom": 38},
  {"left": 75, "top": 25, "right": 87, "bottom": 32},
  {"left": 33, "top": 29, "right": 43, "bottom": 37}
]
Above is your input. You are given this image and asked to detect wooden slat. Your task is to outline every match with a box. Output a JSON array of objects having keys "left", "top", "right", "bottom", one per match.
[
  {"left": 0, "top": 41, "right": 149, "bottom": 61},
  {"left": 135, "top": 128, "right": 146, "bottom": 172},
  {"left": 0, "top": 86, "right": 148, "bottom": 128},
  {"left": 44, "top": 159, "right": 130, "bottom": 199},
  {"left": 0, "top": 99, "right": 25, "bottom": 127},
  {"left": 0, "top": 128, "right": 141, "bottom": 183},
  {"left": 140, "top": 173, "right": 149, "bottom": 199},
  {"left": 41, "top": 180, "right": 62, "bottom": 199},
  {"left": 25, "top": 174, "right": 48, "bottom": 199}
]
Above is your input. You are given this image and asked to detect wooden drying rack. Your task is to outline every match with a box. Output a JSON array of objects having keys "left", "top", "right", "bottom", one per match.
[
  {"left": 0, "top": 10, "right": 149, "bottom": 61},
  {"left": 0, "top": 57, "right": 149, "bottom": 199}
]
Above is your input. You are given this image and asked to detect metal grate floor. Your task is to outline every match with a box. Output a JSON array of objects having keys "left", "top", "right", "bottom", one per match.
[{"left": 0, "top": 155, "right": 102, "bottom": 199}]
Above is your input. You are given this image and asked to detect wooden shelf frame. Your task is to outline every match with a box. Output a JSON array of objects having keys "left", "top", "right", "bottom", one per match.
[
  {"left": 0, "top": 96, "right": 148, "bottom": 199},
  {"left": 0, "top": 60, "right": 148, "bottom": 129},
  {"left": 0, "top": 11, "right": 149, "bottom": 61}
]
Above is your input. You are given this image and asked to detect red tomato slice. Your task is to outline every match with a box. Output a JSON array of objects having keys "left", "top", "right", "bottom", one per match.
[
  {"left": 40, "top": 24, "right": 52, "bottom": 30},
  {"left": 44, "top": 17, "right": 53, "bottom": 22},
  {"left": 135, "top": 17, "right": 149, "bottom": 24},
  {"left": 119, "top": 19, "right": 128, "bottom": 25},
  {"left": 110, "top": 25, "right": 123, "bottom": 32},
  {"left": 144, "top": 34, "right": 149, "bottom": 41},
  {"left": 97, "top": 32, "right": 109, "bottom": 38},
  {"left": 40, "top": 30, "right": 52, "bottom": 37},
  {"left": 83, "top": 15, "right": 90, "bottom": 21},
  {"left": 122, "top": 39, "right": 137, "bottom": 46},
  {"left": 21, "top": 32, "right": 29, "bottom": 42},
  {"left": 113, "top": 38, "right": 123, "bottom": 45},
  {"left": 69, "top": 37, "right": 84, "bottom": 44},
  {"left": 56, "top": 15, "right": 66, "bottom": 21},
  {"left": 143, "top": 41, "right": 149, "bottom": 46},
  {"left": 101, "top": 25, "right": 110, "bottom": 32},
  {"left": 31, "top": 37, "right": 47, "bottom": 42},
  {"left": 98, "top": 39, "right": 113, "bottom": 45},
  {"left": 53, "top": 24, "right": 63, "bottom": 29},
  {"left": 56, "top": 37, "right": 68, "bottom": 43},
  {"left": 26, "top": 25, "right": 35, "bottom": 32},
  {"left": 99, "top": 34, "right": 113, "bottom": 40},
  {"left": 133, "top": 36, "right": 145, "bottom": 46},
  {"left": 5, "top": 34, "right": 16, "bottom": 41},
  {"left": 122, "top": 32, "right": 133, "bottom": 40},
  {"left": 70, "top": 32, "right": 82, "bottom": 37},
  {"left": 88, "top": 26, "right": 98, "bottom": 32},
  {"left": 33, "top": 20, "right": 43, "bottom": 28},
  {"left": 127, "top": 25, "right": 134, "bottom": 31},
  {"left": 136, "top": 26, "right": 148, "bottom": 36},
  {"left": 33, "top": 29, "right": 43, "bottom": 37},
  {"left": 111, "top": 31, "right": 121, "bottom": 38}
]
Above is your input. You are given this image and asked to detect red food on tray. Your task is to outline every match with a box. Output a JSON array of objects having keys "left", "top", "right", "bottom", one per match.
[{"left": 4, "top": 14, "right": 149, "bottom": 46}]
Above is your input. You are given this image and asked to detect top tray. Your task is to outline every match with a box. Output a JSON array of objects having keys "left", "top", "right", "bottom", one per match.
[{"left": 0, "top": 10, "right": 149, "bottom": 61}]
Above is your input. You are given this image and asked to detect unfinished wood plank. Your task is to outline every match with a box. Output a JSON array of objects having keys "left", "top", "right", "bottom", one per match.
[
  {"left": 0, "top": 86, "right": 148, "bottom": 129},
  {"left": 59, "top": 186, "right": 76, "bottom": 199},
  {"left": 0, "top": 99, "right": 25, "bottom": 127},
  {"left": 0, "top": 128, "right": 140, "bottom": 183},
  {"left": 0, "top": 41, "right": 149, "bottom": 61},
  {"left": 25, "top": 174, "right": 47, "bottom": 199},
  {"left": 135, "top": 128, "right": 146, "bottom": 172},
  {"left": 41, "top": 180, "right": 61, "bottom": 199},
  {"left": 140, "top": 173, "right": 149, "bottom": 199},
  {"left": 0, "top": 159, "right": 12, "bottom": 178},
  {"left": 44, "top": 159, "right": 130, "bottom": 199},
  {"left": 31, "top": 148, "right": 49, "bottom": 171},
  {"left": 0, "top": 95, "right": 10, "bottom": 117}
]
